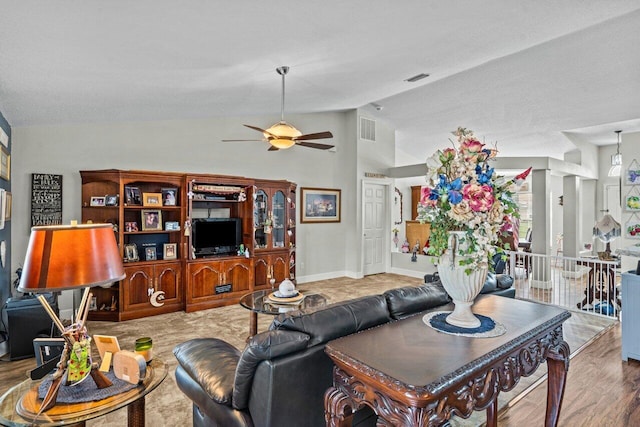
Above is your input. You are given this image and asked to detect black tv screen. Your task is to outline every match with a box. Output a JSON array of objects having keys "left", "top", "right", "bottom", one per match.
[{"left": 192, "top": 218, "right": 242, "bottom": 257}]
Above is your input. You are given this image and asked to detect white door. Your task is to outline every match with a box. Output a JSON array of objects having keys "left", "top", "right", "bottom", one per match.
[{"left": 363, "top": 183, "right": 387, "bottom": 275}]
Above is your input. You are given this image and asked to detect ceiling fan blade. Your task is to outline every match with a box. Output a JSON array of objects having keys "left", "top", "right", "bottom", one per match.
[
  {"left": 243, "top": 124, "right": 278, "bottom": 138},
  {"left": 221, "top": 139, "right": 267, "bottom": 142},
  {"left": 294, "top": 131, "right": 333, "bottom": 141},
  {"left": 268, "top": 145, "right": 279, "bottom": 151},
  {"left": 296, "top": 141, "right": 335, "bottom": 150}
]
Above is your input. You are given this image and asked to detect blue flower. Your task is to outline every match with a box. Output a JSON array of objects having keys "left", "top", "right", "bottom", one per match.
[{"left": 475, "top": 164, "right": 494, "bottom": 185}]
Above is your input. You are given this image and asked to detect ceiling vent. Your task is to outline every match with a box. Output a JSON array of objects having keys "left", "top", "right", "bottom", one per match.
[
  {"left": 404, "top": 73, "right": 430, "bottom": 83},
  {"left": 360, "top": 117, "right": 376, "bottom": 142}
]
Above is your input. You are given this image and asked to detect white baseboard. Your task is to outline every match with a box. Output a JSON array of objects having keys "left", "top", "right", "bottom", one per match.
[{"left": 389, "top": 267, "right": 425, "bottom": 279}]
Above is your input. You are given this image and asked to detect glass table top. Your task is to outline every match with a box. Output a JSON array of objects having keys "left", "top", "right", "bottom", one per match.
[
  {"left": 0, "top": 358, "right": 167, "bottom": 426},
  {"left": 239, "top": 289, "right": 328, "bottom": 315}
]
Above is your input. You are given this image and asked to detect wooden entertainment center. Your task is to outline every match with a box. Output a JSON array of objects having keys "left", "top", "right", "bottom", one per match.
[{"left": 80, "top": 170, "right": 296, "bottom": 321}]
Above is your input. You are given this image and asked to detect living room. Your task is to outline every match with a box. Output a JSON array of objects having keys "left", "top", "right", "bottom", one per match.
[{"left": 1, "top": 2, "right": 640, "bottom": 426}]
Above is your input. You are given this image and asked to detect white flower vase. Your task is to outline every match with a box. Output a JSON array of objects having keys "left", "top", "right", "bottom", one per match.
[{"left": 437, "top": 231, "right": 488, "bottom": 328}]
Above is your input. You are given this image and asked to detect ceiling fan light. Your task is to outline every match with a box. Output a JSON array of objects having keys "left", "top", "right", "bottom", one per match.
[
  {"left": 270, "top": 138, "right": 296, "bottom": 149},
  {"left": 265, "top": 122, "right": 302, "bottom": 138}
]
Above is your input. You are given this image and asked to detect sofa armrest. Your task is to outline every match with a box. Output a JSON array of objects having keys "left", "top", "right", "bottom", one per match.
[{"left": 174, "top": 338, "right": 240, "bottom": 406}]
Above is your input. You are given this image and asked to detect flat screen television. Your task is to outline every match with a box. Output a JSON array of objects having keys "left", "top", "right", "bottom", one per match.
[{"left": 192, "top": 218, "right": 242, "bottom": 257}]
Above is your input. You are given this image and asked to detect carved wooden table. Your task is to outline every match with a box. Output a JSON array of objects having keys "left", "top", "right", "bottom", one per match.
[{"left": 324, "top": 295, "right": 570, "bottom": 427}]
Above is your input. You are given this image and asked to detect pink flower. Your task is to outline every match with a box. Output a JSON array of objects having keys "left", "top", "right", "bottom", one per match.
[
  {"left": 420, "top": 186, "right": 437, "bottom": 206},
  {"left": 459, "top": 139, "right": 485, "bottom": 161},
  {"left": 439, "top": 148, "right": 456, "bottom": 163},
  {"left": 462, "top": 184, "right": 494, "bottom": 212}
]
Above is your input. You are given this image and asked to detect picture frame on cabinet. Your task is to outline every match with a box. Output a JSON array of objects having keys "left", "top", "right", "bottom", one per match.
[
  {"left": 124, "top": 243, "right": 139, "bottom": 262},
  {"left": 163, "top": 243, "right": 177, "bottom": 260},
  {"left": 90, "top": 196, "right": 106, "bottom": 206},
  {"left": 143, "top": 192, "right": 163, "bottom": 207},
  {"left": 300, "top": 187, "right": 341, "bottom": 223},
  {"left": 125, "top": 221, "right": 139, "bottom": 232},
  {"left": 161, "top": 188, "right": 177, "bottom": 206},
  {"left": 141, "top": 209, "right": 162, "bottom": 231},
  {"left": 165, "top": 221, "right": 180, "bottom": 231},
  {"left": 145, "top": 246, "right": 157, "bottom": 261},
  {"left": 105, "top": 194, "right": 119, "bottom": 206},
  {"left": 4, "top": 192, "right": 10, "bottom": 221},
  {"left": 125, "top": 186, "right": 142, "bottom": 205}
]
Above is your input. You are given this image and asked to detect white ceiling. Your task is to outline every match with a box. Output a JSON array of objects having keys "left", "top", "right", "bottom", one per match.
[{"left": 1, "top": 1, "right": 639, "bottom": 164}]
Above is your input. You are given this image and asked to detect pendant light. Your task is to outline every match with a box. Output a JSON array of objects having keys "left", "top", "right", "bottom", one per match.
[{"left": 608, "top": 130, "right": 622, "bottom": 177}]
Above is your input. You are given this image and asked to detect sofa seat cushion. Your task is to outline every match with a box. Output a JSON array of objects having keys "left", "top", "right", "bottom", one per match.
[
  {"left": 481, "top": 272, "right": 514, "bottom": 294},
  {"left": 173, "top": 338, "right": 240, "bottom": 406},
  {"left": 384, "top": 283, "right": 451, "bottom": 320},
  {"left": 270, "top": 294, "right": 391, "bottom": 346},
  {"left": 234, "top": 330, "right": 310, "bottom": 409}
]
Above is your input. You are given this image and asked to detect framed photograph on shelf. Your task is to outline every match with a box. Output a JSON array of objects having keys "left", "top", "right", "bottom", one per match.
[
  {"left": 145, "top": 246, "right": 157, "bottom": 261},
  {"left": 105, "top": 194, "right": 119, "bottom": 206},
  {"left": 165, "top": 221, "right": 180, "bottom": 231},
  {"left": 0, "top": 147, "right": 10, "bottom": 181},
  {"left": 141, "top": 209, "right": 162, "bottom": 231},
  {"left": 163, "top": 243, "right": 177, "bottom": 260},
  {"left": 125, "top": 186, "right": 142, "bottom": 205},
  {"left": 143, "top": 193, "right": 163, "bottom": 207},
  {"left": 90, "top": 196, "right": 106, "bottom": 206},
  {"left": 125, "top": 221, "right": 139, "bottom": 232},
  {"left": 161, "top": 188, "right": 177, "bottom": 206},
  {"left": 124, "top": 243, "right": 139, "bottom": 262},
  {"left": 3, "top": 192, "right": 10, "bottom": 221},
  {"left": 300, "top": 187, "right": 341, "bottom": 223}
]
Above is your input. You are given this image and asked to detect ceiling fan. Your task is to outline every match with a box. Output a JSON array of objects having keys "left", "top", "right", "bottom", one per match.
[{"left": 222, "top": 66, "right": 334, "bottom": 151}]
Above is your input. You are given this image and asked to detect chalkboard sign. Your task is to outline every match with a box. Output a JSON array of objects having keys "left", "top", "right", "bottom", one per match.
[{"left": 31, "top": 173, "right": 63, "bottom": 226}]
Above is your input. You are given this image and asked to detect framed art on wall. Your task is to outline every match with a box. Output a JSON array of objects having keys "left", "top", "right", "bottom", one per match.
[
  {"left": 0, "top": 146, "right": 10, "bottom": 181},
  {"left": 300, "top": 187, "right": 341, "bottom": 223}
]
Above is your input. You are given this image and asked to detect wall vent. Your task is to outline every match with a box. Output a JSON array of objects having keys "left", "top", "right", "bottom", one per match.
[{"left": 360, "top": 117, "right": 376, "bottom": 142}]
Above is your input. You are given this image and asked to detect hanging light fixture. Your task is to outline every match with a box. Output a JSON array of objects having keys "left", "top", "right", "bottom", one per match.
[{"left": 608, "top": 130, "right": 622, "bottom": 177}]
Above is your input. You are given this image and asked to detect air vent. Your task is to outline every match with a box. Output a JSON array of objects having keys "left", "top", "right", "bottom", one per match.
[
  {"left": 404, "top": 73, "right": 430, "bottom": 83},
  {"left": 360, "top": 117, "right": 376, "bottom": 142}
]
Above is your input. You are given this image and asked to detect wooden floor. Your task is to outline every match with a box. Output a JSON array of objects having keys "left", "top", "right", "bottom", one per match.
[{"left": 499, "top": 321, "right": 640, "bottom": 426}]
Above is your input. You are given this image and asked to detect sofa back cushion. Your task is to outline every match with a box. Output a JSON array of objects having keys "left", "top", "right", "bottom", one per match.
[
  {"left": 270, "top": 294, "right": 391, "bottom": 346},
  {"left": 233, "top": 329, "right": 310, "bottom": 409},
  {"left": 384, "top": 282, "right": 451, "bottom": 319}
]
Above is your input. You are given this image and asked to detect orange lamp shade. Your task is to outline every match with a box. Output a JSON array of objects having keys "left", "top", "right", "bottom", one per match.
[{"left": 18, "top": 223, "right": 126, "bottom": 292}]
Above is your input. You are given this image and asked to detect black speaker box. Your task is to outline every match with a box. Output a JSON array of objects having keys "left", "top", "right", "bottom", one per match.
[{"left": 1, "top": 294, "right": 58, "bottom": 361}]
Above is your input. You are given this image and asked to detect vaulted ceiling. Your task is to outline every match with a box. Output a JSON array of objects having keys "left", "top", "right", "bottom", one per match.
[{"left": 1, "top": 1, "right": 639, "bottom": 164}]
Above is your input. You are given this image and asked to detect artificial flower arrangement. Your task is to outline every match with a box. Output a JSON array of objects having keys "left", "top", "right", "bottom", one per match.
[{"left": 416, "top": 127, "right": 529, "bottom": 274}]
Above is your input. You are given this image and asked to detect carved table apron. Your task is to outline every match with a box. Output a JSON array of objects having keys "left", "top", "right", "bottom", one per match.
[{"left": 324, "top": 295, "right": 570, "bottom": 427}]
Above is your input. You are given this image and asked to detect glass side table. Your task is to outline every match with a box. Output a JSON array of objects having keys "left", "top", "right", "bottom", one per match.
[
  {"left": 0, "top": 358, "right": 167, "bottom": 426},
  {"left": 239, "top": 289, "right": 328, "bottom": 336}
]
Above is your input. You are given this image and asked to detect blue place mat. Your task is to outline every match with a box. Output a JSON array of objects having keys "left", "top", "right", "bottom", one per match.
[
  {"left": 423, "top": 311, "right": 506, "bottom": 338},
  {"left": 38, "top": 370, "right": 137, "bottom": 403}
]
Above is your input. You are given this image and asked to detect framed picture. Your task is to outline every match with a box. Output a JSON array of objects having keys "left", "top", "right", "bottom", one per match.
[
  {"left": 165, "top": 221, "right": 180, "bottom": 231},
  {"left": 125, "top": 221, "right": 139, "bottom": 232},
  {"left": 141, "top": 209, "right": 162, "bottom": 231},
  {"left": 33, "top": 338, "right": 66, "bottom": 367},
  {"left": 143, "top": 192, "right": 163, "bottom": 207},
  {"left": 162, "top": 188, "right": 178, "bottom": 206},
  {"left": 125, "top": 186, "right": 142, "bottom": 205},
  {"left": 90, "top": 196, "right": 106, "bottom": 206},
  {"left": 4, "top": 192, "right": 11, "bottom": 221},
  {"left": 105, "top": 194, "right": 119, "bottom": 206},
  {"left": 0, "top": 147, "right": 10, "bottom": 181},
  {"left": 89, "top": 296, "right": 98, "bottom": 311},
  {"left": 300, "top": 187, "right": 341, "bottom": 223},
  {"left": 145, "top": 246, "right": 157, "bottom": 261},
  {"left": 124, "top": 243, "right": 139, "bottom": 262},
  {"left": 163, "top": 243, "right": 177, "bottom": 260}
]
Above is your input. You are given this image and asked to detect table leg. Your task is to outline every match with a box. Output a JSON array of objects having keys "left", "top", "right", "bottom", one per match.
[
  {"left": 545, "top": 340, "right": 570, "bottom": 427},
  {"left": 127, "top": 396, "right": 145, "bottom": 427},
  {"left": 249, "top": 311, "right": 258, "bottom": 337},
  {"left": 324, "top": 386, "right": 353, "bottom": 427},
  {"left": 485, "top": 397, "right": 498, "bottom": 427}
]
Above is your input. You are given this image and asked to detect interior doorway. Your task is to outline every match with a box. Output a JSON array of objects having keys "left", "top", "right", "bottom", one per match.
[{"left": 604, "top": 184, "right": 621, "bottom": 253}]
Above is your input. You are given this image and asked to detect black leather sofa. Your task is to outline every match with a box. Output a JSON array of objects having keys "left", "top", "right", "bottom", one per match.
[
  {"left": 174, "top": 280, "right": 515, "bottom": 427},
  {"left": 425, "top": 271, "right": 515, "bottom": 298}
]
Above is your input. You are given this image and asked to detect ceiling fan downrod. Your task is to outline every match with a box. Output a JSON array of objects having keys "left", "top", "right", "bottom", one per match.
[{"left": 276, "top": 66, "right": 289, "bottom": 123}]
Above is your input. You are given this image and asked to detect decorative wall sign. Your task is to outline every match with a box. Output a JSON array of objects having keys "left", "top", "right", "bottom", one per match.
[
  {"left": 626, "top": 187, "right": 640, "bottom": 211},
  {"left": 626, "top": 159, "right": 640, "bottom": 185},
  {"left": 626, "top": 213, "right": 640, "bottom": 239},
  {"left": 31, "top": 173, "right": 63, "bottom": 226}
]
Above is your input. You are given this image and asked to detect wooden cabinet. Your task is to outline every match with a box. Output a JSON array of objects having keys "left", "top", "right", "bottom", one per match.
[
  {"left": 81, "top": 169, "right": 185, "bottom": 321},
  {"left": 185, "top": 258, "right": 252, "bottom": 312},
  {"left": 81, "top": 169, "right": 295, "bottom": 319},
  {"left": 121, "top": 261, "right": 182, "bottom": 320},
  {"left": 253, "top": 180, "right": 296, "bottom": 286}
]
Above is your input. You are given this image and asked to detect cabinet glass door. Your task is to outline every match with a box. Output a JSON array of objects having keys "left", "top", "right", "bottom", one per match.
[
  {"left": 272, "top": 190, "right": 285, "bottom": 248},
  {"left": 254, "top": 190, "right": 268, "bottom": 249}
]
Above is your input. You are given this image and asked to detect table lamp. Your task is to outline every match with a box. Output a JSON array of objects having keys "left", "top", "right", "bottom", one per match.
[
  {"left": 17, "top": 222, "right": 126, "bottom": 412},
  {"left": 593, "top": 214, "right": 621, "bottom": 260}
]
